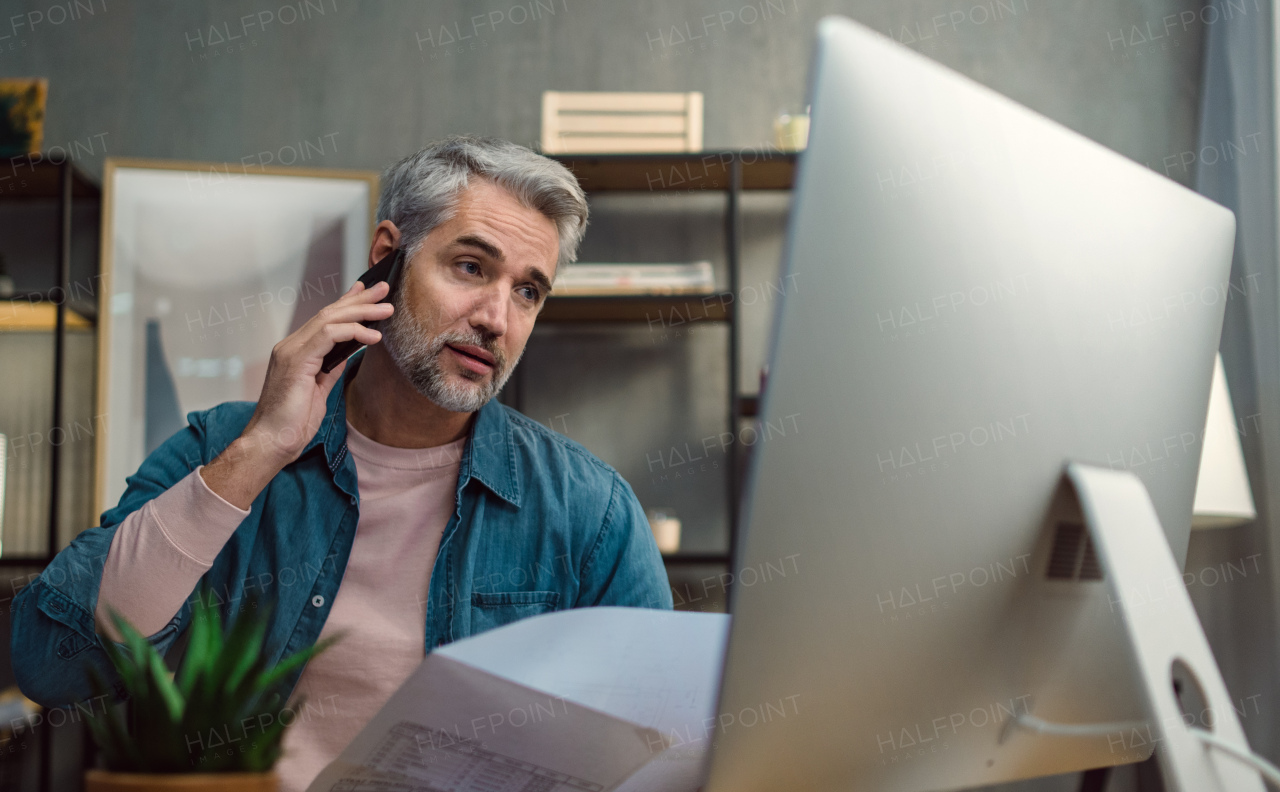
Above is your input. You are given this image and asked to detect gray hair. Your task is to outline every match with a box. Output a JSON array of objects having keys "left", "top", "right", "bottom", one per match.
[{"left": 376, "top": 136, "right": 588, "bottom": 271}]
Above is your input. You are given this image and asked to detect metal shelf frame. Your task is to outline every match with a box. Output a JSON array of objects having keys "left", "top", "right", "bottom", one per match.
[
  {"left": 528, "top": 151, "right": 797, "bottom": 578},
  {"left": 0, "top": 159, "right": 101, "bottom": 792}
]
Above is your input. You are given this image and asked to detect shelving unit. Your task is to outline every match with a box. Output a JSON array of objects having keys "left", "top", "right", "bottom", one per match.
[
  {"left": 528, "top": 151, "right": 797, "bottom": 580},
  {"left": 1, "top": 154, "right": 793, "bottom": 578},
  {"left": 0, "top": 161, "right": 101, "bottom": 568},
  {"left": 0, "top": 159, "right": 101, "bottom": 792},
  {"left": 538, "top": 293, "right": 733, "bottom": 324}
]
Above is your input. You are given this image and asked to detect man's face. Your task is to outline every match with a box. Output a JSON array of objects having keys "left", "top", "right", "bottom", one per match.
[{"left": 381, "top": 179, "right": 559, "bottom": 413}]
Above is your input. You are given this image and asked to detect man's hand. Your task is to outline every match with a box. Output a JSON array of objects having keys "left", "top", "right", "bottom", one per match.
[{"left": 200, "top": 280, "right": 394, "bottom": 509}]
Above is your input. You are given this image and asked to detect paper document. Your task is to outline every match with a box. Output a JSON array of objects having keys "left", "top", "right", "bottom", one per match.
[{"left": 307, "top": 607, "right": 730, "bottom": 792}]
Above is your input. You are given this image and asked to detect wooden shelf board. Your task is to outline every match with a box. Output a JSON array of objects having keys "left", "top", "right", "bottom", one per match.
[
  {"left": 0, "top": 160, "right": 100, "bottom": 201},
  {"left": 0, "top": 557, "right": 51, "bottom": 567},
  {"left": 662, "top": 553, "right": 730, "bottom": 565},
  {"left": 0, "top": 302, "right": 92, "bottom": 331},
  {"left": 538, "top": 294, "right": 732, "bottom": 323},
  {"left": 551, "top": 152, "right": 795, "bottom": 193},
  {"left": 742, "top": 156, "right": 799, "bottom": 190}
]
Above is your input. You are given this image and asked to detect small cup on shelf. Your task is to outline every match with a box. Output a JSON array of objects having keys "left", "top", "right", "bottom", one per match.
[
  {"left": 773, "top": 108, "right": 810, "bottom": 151},
  {"left": 646, "top": 508, "right": 681, "bottom": 555}
]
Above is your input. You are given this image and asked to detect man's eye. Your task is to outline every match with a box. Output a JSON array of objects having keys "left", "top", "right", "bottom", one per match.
[
  {"left": 459, "top": 261, "right": 480, "bottom": 275},
  {"left": 518, "top": 285, "right": 540, "bottom": 302}
]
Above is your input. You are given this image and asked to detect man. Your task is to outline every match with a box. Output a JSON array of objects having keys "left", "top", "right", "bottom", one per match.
[{"left": 11, "top": 136, "right": 672, "bottom": 791}]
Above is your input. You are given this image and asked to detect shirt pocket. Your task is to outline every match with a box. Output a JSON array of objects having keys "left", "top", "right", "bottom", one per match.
[{"left": 469, "top": 590, "right": 560, "bottom": 636}]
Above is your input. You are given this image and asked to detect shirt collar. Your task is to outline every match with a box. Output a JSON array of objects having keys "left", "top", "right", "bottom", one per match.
[
  {"left": 461, "top": 397, "right": 522, "bottom": 507},
  {"left": 311, "top": 349, "right": 522, "bottom": 506}
]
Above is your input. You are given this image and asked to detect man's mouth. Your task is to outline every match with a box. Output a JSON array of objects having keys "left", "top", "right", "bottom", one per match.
[{"left": 446, "top": 343, "right": 497, "bottom": 374}]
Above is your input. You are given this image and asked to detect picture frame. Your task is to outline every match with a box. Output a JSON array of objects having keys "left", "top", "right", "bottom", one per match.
[
  {"left": 0, "top": 78, "right": 48, "bottom": 157},
  {"left": 95, "top": 158, "right": 378, "bottom": 517}
]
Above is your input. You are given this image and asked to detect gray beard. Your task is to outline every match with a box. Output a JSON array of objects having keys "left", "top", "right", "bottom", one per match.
[{"left": 380, "top": 287, "right": 522, "bottom": 413}]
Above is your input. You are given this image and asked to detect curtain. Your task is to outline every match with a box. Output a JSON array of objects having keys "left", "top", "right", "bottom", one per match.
[{"left": 1190, "top": 0, "right": 1280, "bottom": 766}]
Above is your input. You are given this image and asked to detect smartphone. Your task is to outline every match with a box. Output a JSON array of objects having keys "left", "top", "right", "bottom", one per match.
[{"left": 320, "top": 248, "right": 405, "bottom": 374}]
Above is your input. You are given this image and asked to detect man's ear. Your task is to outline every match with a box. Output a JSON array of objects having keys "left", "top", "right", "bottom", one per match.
[{"left": 369, "top": 221, "right": 402, "bottom": 268}]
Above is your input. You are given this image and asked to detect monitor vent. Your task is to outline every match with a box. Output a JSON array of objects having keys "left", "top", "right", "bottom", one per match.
[
  {"left": 1079, "top": 537, "right": 1103, "bottom": 580},
  {"left": 1046, "top": 521, "right": 1104, "bottom": 581}
]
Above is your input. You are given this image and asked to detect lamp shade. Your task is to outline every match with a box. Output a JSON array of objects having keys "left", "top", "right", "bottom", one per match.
[{"left": 1192, "top": 353, "right": 1256, "bottom": 529}]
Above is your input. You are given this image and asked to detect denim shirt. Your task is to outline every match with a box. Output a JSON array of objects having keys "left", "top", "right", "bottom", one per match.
[{"left": 10, "top": 351, "right": 672, "bottom": 708}]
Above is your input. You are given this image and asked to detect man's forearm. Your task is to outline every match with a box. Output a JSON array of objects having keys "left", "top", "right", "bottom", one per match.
[
  {"left": 198, "top": 432, "right": 292, "bottom": 511},
  {"left": 95, "top": 468, "right": 249, "bottom": 638}
]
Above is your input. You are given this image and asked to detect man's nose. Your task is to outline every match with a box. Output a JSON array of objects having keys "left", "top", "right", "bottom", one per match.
[{"left": 469, "top": 283, "right": 507, "bottom": 337}]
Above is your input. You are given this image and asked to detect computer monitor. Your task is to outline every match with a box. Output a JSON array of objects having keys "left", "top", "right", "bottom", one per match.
[{"left": 705, "top": 16, "right": 1236, "bottom": 792}]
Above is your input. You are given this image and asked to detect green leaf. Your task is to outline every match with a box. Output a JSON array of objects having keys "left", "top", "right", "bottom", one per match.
[
  {"left": 254, "top": 633, "right": 341, "bottom": 692},
  {"left": 84, "top": 587, "right": 339, "bottom": 773},
  {"left": 87, "top": 666, "right": 144, "bottom": 771},
  {"left": 146, "top": 651, "right": 184, "bottom": 722},
  {"left": 176, "top": 599, "right": 212, "bottom": 698},
  {"left": 223, "top": 614, "right": 266, "bottom": 693}
]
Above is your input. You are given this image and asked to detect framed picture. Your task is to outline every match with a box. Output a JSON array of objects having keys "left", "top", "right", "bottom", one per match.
[
  {"left": 96, "top": 159, "right": 378, "bottom": 516},
  {"left": 0, "top": 78, "right": 47, "bottom": 157}
]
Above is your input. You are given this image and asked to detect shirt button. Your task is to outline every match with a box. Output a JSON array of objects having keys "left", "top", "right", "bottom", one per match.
[
  {"left": 350, "top": 496, "right": 356, "bottom": 504},
  {"left": 311, "top": 595, "right": 325, "bottom": 608}
]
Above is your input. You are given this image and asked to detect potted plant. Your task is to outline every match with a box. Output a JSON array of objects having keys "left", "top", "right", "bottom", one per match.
[{"left": 83, "top": 594, "right": 335, "bottom": 791}]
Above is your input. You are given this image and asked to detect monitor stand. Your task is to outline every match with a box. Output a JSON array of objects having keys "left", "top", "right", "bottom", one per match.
[{"left": 1004, "top": 463, "right": 1267, "bottom": 792}]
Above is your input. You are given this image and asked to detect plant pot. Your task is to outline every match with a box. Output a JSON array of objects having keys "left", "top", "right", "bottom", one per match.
[{"left": 84, "top": 770, "right": 278, "bottom": 792}]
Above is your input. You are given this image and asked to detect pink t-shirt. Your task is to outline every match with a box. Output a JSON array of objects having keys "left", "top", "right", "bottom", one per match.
[{"left": 96, "top": 422, "right": 465, "bottom": 792}]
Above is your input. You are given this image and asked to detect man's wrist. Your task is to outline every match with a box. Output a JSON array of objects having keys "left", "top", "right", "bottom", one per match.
[
  {"left": 231, "top": 425, "right": 300, "bottom": 471},
  {"left": 199, "top": 433, "right": 291, "bottom": 510}
]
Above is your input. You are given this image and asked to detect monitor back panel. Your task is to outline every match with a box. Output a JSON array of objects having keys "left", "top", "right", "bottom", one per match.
[{"left": 705, "top": 16, "right": 1236, "bottom": 792}]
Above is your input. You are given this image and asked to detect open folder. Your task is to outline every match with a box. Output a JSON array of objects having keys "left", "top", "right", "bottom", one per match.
[{"left": 306, "top": 607, "right": 731, "bottom": 792}]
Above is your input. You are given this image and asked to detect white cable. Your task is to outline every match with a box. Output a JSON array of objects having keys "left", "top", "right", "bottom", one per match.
[
  {"left": 998, "top": 712, "right": 1149, "bottom": 744},
  {"left": 1189, "top": 726, "right": 1280, "bottom": 790},
  {"left": 1002, "top": 714, "right": 1280, "bottom": 787}
]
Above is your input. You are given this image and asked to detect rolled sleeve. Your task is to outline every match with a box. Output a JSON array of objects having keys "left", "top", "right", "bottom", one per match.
[
  {"left": 576, "top": 472, "right": 673, "bottom": 610},
  {"left": 95, "top": 467, "right": 248, "bottom": 638},
  {"left": 10, "top": 415, "right": 213, "bottom": 708}
]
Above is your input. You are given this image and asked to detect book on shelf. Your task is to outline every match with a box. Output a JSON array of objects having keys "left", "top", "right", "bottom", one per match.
[{"left": 552, "top": 261, "right": 715, "bottom": 296}]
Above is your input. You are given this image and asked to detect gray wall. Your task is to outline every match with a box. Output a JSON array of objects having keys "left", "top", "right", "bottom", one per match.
[
  {"left": 2, "top": 2, "right": 1217, "bottom": 789},
  {"left": 1, "top": 0, "right": 1212, "bottom": 542},
  {"left": 3, "top": 0, "right": 1205, "bottom": 186}
]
